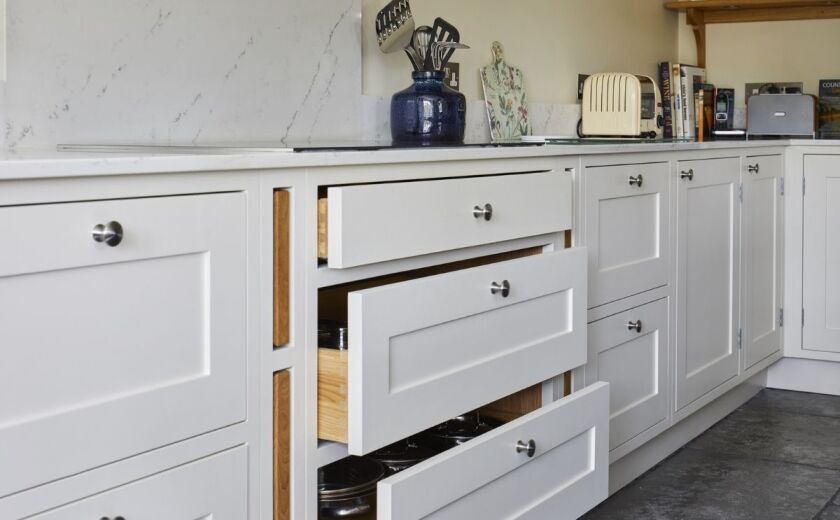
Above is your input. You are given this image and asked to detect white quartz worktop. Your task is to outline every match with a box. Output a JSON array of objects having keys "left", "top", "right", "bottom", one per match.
[{"left": 1, "top": 140, "right": 839, "bottom": 181}]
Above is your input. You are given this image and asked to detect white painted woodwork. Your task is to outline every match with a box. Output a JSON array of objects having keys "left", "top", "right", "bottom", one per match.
[
  {"left": 743, "top": 155, "right": 784, "bottom": 368},
  {"left": 29, "top": 447, "right": 247, "bottom": 519},
  {"left": 0, "top": 193, "right": 247, "bottom": 498},
  {"left": 675, "top": 158, "right": 741, "bottom": 411},
  {"left": 803, "top": 155, "right": 840, "bottom": 353},
  {"left": 586, "top": 298, "right": 668, "bottom": 453},
  {"left": 584, "top": 162, "right": 670, "bottom": 307},
  {"left": 346, "top": 248, "right": 588, "bottom": 455},
  {"left": 377, "top": 382, "right": 609, "bottom": 520},
  {"left": 326, "top": 171, "right": 572, "bottom": 268}
]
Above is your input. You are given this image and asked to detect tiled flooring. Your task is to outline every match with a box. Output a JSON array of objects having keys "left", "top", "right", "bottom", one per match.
[{"left": 583, "top": 389, "right": 840, "bottom": 520}]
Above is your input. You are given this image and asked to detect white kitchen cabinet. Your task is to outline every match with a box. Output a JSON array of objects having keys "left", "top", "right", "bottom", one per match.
[
  {"left": 29, "top": 447, "right": 247, "bottom": 519},
  {"left": 377, "top": 382, "right": 609, "bottom": 520},
  {"left": 584, "top": 162, "right": 670, "bottom": 307},
  {"left": 0, "top": 193, "right": 247, "bottom": 498},
  {"left": 742, "top": 155, "right": 784, "bottom": 368},
  {"left": 675, "top": 158, "right": 741, "bottom": 411},
  {"left": 321, "top": 171, "right": 571, "bottom": 268},
  {"left": 586, "top": 298, "right": 668, "bottom": 458},
  {"left": 803, "top": 155, "right": 840, "bottom": 353}
]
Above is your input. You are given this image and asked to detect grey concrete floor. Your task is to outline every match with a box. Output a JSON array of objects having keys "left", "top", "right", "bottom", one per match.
[{"left": 583, "top": 389, "right": 840, "bottom": 520}]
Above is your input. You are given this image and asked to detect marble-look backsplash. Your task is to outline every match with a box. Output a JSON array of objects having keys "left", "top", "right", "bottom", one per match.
[
  {"left": 2, "top": 0, "right": 361, "bottom": 149},
  {"left": 362, "top": 96, "right": 582, "bottom": 142}
]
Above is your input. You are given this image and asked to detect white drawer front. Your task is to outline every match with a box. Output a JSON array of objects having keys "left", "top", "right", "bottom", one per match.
[
  {"left": 30, "top": 447, "right": 247, "bottom": 519},
  {"left": 347, "top": 248, "right": 587, "bottom": 454},
  {"left": 327, "top": 171, "right": 571, "bottom": 268},
  {"left": 378, "top": 382, "right": 609, "bottom": 520},
  {"left": 0, "top": 193, "right": 246, "bottom": 497},
  {"left": 584, "top": 162, "right": 669, "bottom": 307},
  {"left": 587, "top": 298, "right": 669, "bottom": 454}
]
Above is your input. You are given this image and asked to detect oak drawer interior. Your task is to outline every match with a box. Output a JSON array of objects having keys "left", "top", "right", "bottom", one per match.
[{"left": 316, "top": 247, "right": 544, "bottom": 444}]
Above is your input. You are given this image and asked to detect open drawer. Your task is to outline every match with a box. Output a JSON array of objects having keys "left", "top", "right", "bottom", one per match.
[
  {"left": 377, "top": 382, "right": 609, "bottom": 519},
  {"left": 318, "top": 171, "right": 572, "bottom": 268},
  {"left": 318, "top": 247, "right": 588, "bottom": 455}
]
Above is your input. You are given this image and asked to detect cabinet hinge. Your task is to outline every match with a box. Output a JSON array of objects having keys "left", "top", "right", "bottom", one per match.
[
  {"left": 780, "top": 178, "right": 785, "bottom": 196},
  {"left": 739, "top": 183, "right": 743, "bottom": 203},
  {"left": 779, "top": 308, "right": 784, "bottom": 327},
  {"left": 737, "top": 328, "right": 743, "bottom": 349}
]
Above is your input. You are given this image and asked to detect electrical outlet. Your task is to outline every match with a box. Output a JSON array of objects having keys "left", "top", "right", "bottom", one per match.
[
  {"left": 443, "top": 63, "right": 460, "bottom": 91},
  {"left": 745, "top": 82, "right": 804, "bottom": 104}
]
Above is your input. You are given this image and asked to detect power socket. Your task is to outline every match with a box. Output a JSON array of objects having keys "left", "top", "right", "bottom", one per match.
[
  {"left": 443, "top": 63, "right": 460, "bottom": 91},
  {"left": 745, "top": 82, "right": 804, "bottom": 104}
]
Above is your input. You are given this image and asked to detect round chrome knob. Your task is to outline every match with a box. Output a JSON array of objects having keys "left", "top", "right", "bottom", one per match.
[
  {"left": 627, "top": 320, "right": 643, "bottom": 333},
  {"left": 490, "top": 280, "right": 510, "bottom": 298},
  {"left": 92, "top": 221, "right": 124, "bottom": 247},
  {"left": 748, "top": 164, "right": 760, "bottom": 174},
  {"left": 628, "top": 174, "right": 644, "bottom": 188},
  {"left": 473, "top": 203, "right": 493, "bottom": 221},
  {"left": 680, "top": 169, "right": 694, "bottom": 181},
  {"left": 516, "top": 439, "right": 536, "bottom": 458}
]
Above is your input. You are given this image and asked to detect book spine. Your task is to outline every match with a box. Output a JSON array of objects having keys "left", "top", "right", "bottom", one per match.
[
  {"left": 673, "top": 63, "right": 683, "bottom": 138},
  {"left": 680, "top": 67, "right": 690, "bottom": 138},
  {"left": 659, "top": 62, "right": 673, "bottom": 139}
]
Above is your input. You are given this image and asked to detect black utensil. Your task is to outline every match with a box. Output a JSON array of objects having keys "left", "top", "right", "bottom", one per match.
[{"left": 426, "top": 17, "right": 460, "bottom": 71}]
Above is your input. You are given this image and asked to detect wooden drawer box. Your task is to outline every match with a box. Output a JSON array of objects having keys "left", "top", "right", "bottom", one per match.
[
  {"left": 0, "top": 193, "right": 247, "bottom": 497},
  {"left": 584, "top": 162, "right": 669, "bottom": 307},
  {"left": 318, "top": 171, "right": 572, "bottom": 268},
  {"left": 317, "top": 247, "right": 588, "bottom": 454},
  {"left": 29, "top": 447, "right": 247, "bottom": 519}
]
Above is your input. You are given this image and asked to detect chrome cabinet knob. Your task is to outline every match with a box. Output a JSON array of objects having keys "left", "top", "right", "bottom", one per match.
[
  {"left": 473, "top": 203, "right": 493, "bottom": 221},
  {"left": 628, "top": 174, "right": 644, "bottom": 187},
  {"left": 490, "top": 280, "right": 511, "bottom": 298},
  {"left": 680, "top": 169, "right": 694, "bottom": 181},
  {"left": 627, "top": 320, "right": 643, "bottom": 333},
  {"left": 748, "top": 164, "right": 760, "bottom": 174},
  {"left": 516, "top": 439, "right": 536, "bottom": 458},
  {"left": 92, "top": 221, "right": 124, "bottom": 247}
]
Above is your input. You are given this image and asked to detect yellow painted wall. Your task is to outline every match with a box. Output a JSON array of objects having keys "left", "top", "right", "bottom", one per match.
[
  {"left": 362, "top": 0, "right": 679, "bottom": 104},
  {"left": 678, "top": 16, "right": 840, "bottom": 107}
]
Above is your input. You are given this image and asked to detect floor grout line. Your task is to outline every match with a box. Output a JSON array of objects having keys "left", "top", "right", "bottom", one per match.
[
  {"left": 683, "top": 443, "right": 840, "bottom": 474},
  {"left": 812, "top": 488, "right": 840, "bottom": 519}
]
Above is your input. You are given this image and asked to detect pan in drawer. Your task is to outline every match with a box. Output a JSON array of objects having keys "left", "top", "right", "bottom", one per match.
[
  {"left": 317, "top": 247, "right": 588, "bottom": 455},
  {"left": 318, "top": 171, "right": 572, "bottom": 268},
  {"left": 377, "top": 382, "right": 609, "bottom": 520}
]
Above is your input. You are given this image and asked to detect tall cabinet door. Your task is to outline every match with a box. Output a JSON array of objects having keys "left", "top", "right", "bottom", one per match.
[
  {"left": 803, "top": 155, "right": 840, "bottom": 352},
  {"left": 743, "top": 155, "right": 784, "bottom": 368},
  {"left": 584, "top": 162, "right": 670, "bottom": 307},
  {"left": 675, "top": 158, "right": 741, "bottom": 411}
]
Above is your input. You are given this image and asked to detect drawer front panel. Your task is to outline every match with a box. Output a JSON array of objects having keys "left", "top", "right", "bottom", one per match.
[
  {"left": 347, "top": 248, "right": 588, "bottom": 454},
  {"left": 585, "top": 162, "right": 669, "bottom": 307},
  {"left": 587, "top": 298, "right": 669, "bottom": 452},
  {"left": 378, "top": 382, "right": 609, "bottom": 520},
  {"left": 0, "top": 193, "right": 246, "bottom": 497},
  {"left": 30, "top": 447, "right": 247, "bottom": 519},
  {"left": 327, "top": 171, "right": 571, "bottom": 268}
]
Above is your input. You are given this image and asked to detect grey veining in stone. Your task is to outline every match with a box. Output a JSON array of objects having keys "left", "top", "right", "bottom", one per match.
[{"left": 2, "top": 0, "right": 361, "bottom": 149}]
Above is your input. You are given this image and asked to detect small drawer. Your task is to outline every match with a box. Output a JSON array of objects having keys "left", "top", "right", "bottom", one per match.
[
  {"left": 318, "top": 247, "right": 588, "bottom": 454},
  {"left": 584, "top": 162, "right": 669, "bottom": 307},
  {"left": 586, "top": 298, "right": 669, "bottom": 458},
  {"left": 318, "top": 171, "right": 572, "bottom": 268},
  {"left": 377, "top": 382, "right": 609, "bottom": 519},
  {"left": 0, "top": 193, "right": 247, "bottom": 497},
  {"left": 29, "top": 447, "right": 247, "bottom": 519}
]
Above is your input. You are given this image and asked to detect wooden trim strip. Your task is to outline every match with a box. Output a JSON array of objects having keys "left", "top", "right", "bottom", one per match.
[
  {"left": 273, "top": 371, "right": 291, "bottom": 520},
  {"left": 274, "top": 190, "right": 290, "bottom": 348}
]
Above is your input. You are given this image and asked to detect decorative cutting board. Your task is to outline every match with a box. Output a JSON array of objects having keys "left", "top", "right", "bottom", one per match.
[{"left": 480, "top": 41, "right": 531, "bottom": 141}]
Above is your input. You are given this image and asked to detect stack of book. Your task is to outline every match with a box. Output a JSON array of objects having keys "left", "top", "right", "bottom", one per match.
[{"left": 658, "top": 63, "right": 712, "bottom": 140}]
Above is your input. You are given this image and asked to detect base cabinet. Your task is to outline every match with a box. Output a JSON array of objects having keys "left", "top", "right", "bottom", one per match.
[
  {"left": 803, "top": 155, "right": 840, "bottom": 353},
  {"left": 586, "top": 298, "right": 669, "bottom": 459},
  {"left": 675, "top": 158, "right": 741, "bottom": 411},
  {"left": 743, "top": 156, "right": 784, "bottom": 368},
  {"left": 29, "top": 447, "right": 247, "bottom": 519}
]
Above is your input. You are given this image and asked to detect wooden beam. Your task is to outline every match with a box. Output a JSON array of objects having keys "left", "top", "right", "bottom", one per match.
[
  {"left": 666, "top": 0, "right": 840, "bottom": 10},
  {"left": 686, "top": 8, "right": 707, "bottom": 68},
  {"left": 703, "top": 4, "right": 840, "bottom": 21}
]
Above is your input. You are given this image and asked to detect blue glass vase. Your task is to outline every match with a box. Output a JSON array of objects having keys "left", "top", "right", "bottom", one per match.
[{"left": 390, "top": 71, "right": 466, "bottom": 144}]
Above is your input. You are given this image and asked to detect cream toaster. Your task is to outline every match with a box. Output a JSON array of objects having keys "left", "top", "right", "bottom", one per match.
[{"left": 580, "top": 73, "right": 663, "bottom": 138}]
